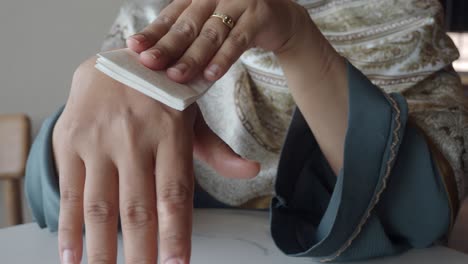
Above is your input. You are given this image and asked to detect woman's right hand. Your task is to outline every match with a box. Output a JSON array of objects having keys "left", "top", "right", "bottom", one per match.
[{"left": 53, "top": 57, "right": 260, "bottom": 264}]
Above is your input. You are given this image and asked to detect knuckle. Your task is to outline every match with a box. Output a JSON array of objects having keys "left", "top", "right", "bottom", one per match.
[
  {"left": 88, "top": 253, "right": 114, "bottom": 264},
  {"left": 228, "top": 31, "right": 250, "bottom": 49},
  {"left": 154, "top": 14, "right": 175, "bottom": 26},
  {"left": 115, "top": 108, "right": 140, "bottom": 146},
  {"left": 160, "top": 232, "right": 188, "bottom": 245},
  {"left": 84, "top": 200, "right": 115, "bottom": 224},
  {"left": 121, "top": 201, "right": 154, "bottom": 229},
  {"left": 127, "top": 259, "right": 154, "bottom": 264},
  {"left": 176, "top": 0, "right": 191, "bottom": 4},
  {"left": 52, "top": 128, "right": 67, "bottom": 149},
  {"left": 54, "top": 118, "right": 88, "bottom": 151},
  {"left": 61, "top": 189, "right": 83, "bottom": 206},
  {"left": 65, "top": 124, "right": 82, "bottom": 144},
  {"left": 171, "top": 19, "right": 198, "bottom": 39},
  {"left": 58, "top": 225, "right": 76, "bottom": 238},
  {"left": 214, "top": 51, "right": 233, "bottom": 66},
  {"left": 74, "top": 127, "right": 100, "bottom": 150},
  {"left": 200, "top": 27, "right": 222, "bottom": 46},
  {"left": 159, "top": 110, "right": 185, "bottom": 136},
  {"left": 183, "top": 55, "right": 203, "bottom": 69},
  {"left": 158, "top": 182, "right": 192, "bottom": 209}
]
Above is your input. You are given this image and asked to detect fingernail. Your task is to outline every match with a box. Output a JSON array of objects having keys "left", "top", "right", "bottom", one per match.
[
  {"left": 63, "top": 249, "right": 75, "bottom": 264},
  {"left": 129, "top": 34, "right": 146, "bottom": 44},
  {"left": 141, "top": 50, "right": 161, "bottom": 61},
  {"left": 165, "top": 258, "right": 182, "bottom": 264},
  {"left": 169, "top": 63, "right": 189, "bottom": 76},
  {"left": 205, "top": 64, "right": 221, "bottom": 78}
]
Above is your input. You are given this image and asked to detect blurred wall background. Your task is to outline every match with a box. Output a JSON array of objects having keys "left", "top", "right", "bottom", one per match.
[{"left": 0, "top": 0, "right": 124, "bottom": 227}]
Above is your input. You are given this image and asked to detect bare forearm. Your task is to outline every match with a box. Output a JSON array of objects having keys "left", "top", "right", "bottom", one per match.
[{"left": 275, "top": 18, "right": 348, "bottom": 175}]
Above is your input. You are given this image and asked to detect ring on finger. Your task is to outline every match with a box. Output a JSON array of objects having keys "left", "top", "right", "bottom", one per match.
[{"left": 210, "top": 12, "right": 235, "bottom": 29}]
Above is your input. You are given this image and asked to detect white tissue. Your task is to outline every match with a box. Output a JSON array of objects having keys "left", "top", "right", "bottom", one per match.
[{"left": 95, "top": 48, "right": 214, "bottom": 111}]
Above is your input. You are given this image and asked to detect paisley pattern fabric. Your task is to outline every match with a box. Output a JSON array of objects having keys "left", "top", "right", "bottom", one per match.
[{"left": 101, "top": 0, "right": 468, "bottom": 204}]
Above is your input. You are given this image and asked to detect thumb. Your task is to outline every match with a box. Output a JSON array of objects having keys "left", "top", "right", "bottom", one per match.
[{"left": 193, "top": 113, "right": 260, "bottom": 179}]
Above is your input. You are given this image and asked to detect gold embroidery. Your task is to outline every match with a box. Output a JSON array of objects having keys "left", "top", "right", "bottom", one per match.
[
  {"left": 234, "top": 72, "right": 294, "bottom": 153},
  {"left": 404, "top": 70, "right": 468, "bottom": 199},
  {"left": 238, "top": 195, "right": 273, "bottom": 210}
]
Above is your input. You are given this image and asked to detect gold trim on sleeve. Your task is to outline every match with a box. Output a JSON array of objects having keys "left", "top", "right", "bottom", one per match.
[
  {"left": 320, "top": 94, "right": 402, "bottom": 262},
  {"left": 238, "top": 195, "right": 273, "bottom": 210}
]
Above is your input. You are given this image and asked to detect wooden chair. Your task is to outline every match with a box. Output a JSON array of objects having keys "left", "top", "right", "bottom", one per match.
[{"left": 0, "top": 114, "right": 30, "bottom": 226}]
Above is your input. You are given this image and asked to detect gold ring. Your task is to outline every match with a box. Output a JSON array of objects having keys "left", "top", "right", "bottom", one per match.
[{"left": 211, "top": 12, "right": 235, "bottom": 29}]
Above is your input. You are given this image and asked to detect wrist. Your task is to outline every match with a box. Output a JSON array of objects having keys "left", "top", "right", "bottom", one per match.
[
  {"left": 273, "top": 4, "right": 314, "bottom": 57},
  {"left": 274, "top": 12, "right": 346, "bottom": 88}
]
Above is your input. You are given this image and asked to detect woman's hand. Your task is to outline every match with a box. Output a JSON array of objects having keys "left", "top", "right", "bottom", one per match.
[
  {"left": 54, "top": 57, "right": 260, "bottom": 264},
  {"left": 127, "top": 0, "right": 347, "bottom": 174},
  {"left": 127, "top": 0, "right": 348, "bottom": 174},
  {"left": 126, "top": 0, "right": 310, "bottom": 83}
]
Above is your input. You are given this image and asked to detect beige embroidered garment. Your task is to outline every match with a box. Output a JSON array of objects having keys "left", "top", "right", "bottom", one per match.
[{"left": 101, "top": 0, "right": 468, "bottom": 205}]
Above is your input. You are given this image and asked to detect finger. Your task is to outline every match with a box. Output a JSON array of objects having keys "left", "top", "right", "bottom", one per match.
[
  {"left": 83, "top": 157, "right": 119, "bottom": 264},
  {"left": 167, "top": 3, "right": 246, "bottom": 83},
  {"left": 139, "top": 0, "right": 216, "bottom": 71},
  {"left": 57, "top": 150, "right": 85, "bottom": 264},
  {"left": 127, "top": 0, "right": 192, "bottom": 53},
  {"left": 117, "top": 148, "right": 158, "bottom": 264},
  {"left": 156, "top": 124, "right": 194, "bottom": 264},
  {"left": 193, "top": 111, "right": 260, "bottom": 179},
  {"left": 204, "top": 12, "right": 256, "bottom": 81}
]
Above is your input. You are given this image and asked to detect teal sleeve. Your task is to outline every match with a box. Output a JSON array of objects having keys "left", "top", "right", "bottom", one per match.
[
  {"left": 25, "top": 107, "right": 64, "bottom": 232},
  {"left": 270, "top": 62, "right": 452, "bottom": 262},
  {"left": 24, "top": 63, "right": 452, "bottom": 261}
]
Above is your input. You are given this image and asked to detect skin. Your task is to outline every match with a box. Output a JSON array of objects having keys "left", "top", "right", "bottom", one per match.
[
  {"left": 54, "top": 0, "right": 350, "bottom": 263},
  {"left": 55, "top": 57, "right": 261, "bottom": 264}
]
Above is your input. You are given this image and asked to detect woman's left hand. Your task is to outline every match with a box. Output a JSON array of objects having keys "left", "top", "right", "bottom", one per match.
[{"left": 126, "top": 0, "right": 310, "bottom": 83}]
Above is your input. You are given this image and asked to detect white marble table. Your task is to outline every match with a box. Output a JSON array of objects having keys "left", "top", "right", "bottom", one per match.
[{"left": 0, "top": 209, "right": 467, "bottom": 263}]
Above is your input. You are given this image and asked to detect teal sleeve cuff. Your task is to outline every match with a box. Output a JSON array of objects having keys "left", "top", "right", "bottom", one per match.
[
  {"left": 270, "top": 62, "right": 451, "bottom": 262},
  {"left": 25, "top": 107, "right": 64, "bottom": 232}
]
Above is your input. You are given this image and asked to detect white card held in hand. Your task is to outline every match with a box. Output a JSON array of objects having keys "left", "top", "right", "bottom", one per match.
[{"left": 95, "top": 48, "right": 214, "bottom": 111}]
